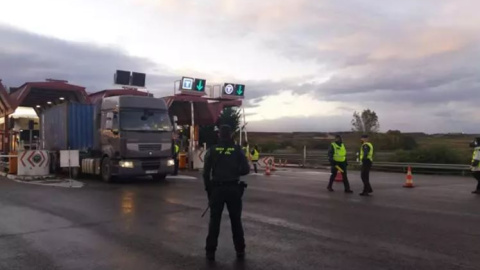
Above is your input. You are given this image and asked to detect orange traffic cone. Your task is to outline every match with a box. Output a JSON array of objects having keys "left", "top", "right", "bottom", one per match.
[
  {"left": 403, "top": 166, "right": 414, "bottom": 188},
  {"left": 265, "top": 165, "right": 271, "bottom": 176},
  {"left": 334, "top": 170, "right": 343, "bottom": 182}
]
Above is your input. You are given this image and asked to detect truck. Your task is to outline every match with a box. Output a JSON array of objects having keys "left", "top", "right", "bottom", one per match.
[{"left": 41, "top": 95, "right": 176, "bottom": 182}]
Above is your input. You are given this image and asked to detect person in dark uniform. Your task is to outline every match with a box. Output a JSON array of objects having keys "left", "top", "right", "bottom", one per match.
[
  {"left": 327, "top": 134, "right": 353, "bottom": 193},
  {"left": 469, "top": 137, "right": 480, "bottom": 194},
  {"left": 203, "top": 125, "right": 250, "bottom": 261},
  {"left": 359, "top": 134, "right": 374, "bottom": 196}
]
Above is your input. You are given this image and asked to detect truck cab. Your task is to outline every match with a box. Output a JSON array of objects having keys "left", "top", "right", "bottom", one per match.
[{"left": 98, "top": 96, "right": 175, "bottom": 181}]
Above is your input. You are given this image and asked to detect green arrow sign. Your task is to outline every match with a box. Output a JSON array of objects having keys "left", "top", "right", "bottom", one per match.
[
  {"left": 236, "top": 85, "right": 243, "bottom": 95},
  {"left": 196, "top": 80, "right": 204, "bottom": 91},
  {"left": 193, "top": 79, "right": 206, "bottom": 92},
  {"left": 235, "top": 84, "right": 245, "bottom": 96}
]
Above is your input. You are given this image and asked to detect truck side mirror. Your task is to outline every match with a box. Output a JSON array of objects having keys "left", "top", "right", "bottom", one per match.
[
  {"left": 105, "top": 112, "right": 114, "bottom": 129},
  {"left": 172, "top": 115, "right": 178, "bottom": 131},
  {"left": 105, "top": 120, "right": 113, "bottom": 130}
]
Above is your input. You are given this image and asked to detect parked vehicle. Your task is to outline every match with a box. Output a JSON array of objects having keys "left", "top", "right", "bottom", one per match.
[{"left": 41, "top": 95, "right": 175, "bottom": 181}]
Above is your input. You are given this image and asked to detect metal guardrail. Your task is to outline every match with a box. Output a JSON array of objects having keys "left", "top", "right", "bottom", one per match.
[{"left": 261, "top": 153, "right": 471, "bottom": 172}]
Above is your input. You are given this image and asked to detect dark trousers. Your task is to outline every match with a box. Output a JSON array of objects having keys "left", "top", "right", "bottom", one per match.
[
  {"left": 252, "top": 161, "right": 258, "bottom": 174},
  {"left": 473, "top": 172, "right": 480, "bottom": 191},
  {"left": 361, "top": 160, "right": 373, "bottom": 193},
  {"left": 206, "top": 185, "right": 245, "bottom": 253},
  {"left": 328, "top": 162, "right": 351, "bottom": 191},
  {"left": 173, "top": 155, "right": 179, "bottom": 175}
]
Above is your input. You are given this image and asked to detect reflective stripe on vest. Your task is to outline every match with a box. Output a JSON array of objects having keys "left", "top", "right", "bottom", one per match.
[
  {"left": 175, "top": 145, "right": 179, "bottom": 154},
  {"left": 472, "top": 148, "right": 480, "bottom": 170},
  {"left": 251, "top": 149, "right": 259, "bottom": 161},
  {"left": 332, "top": 143, "right": 346, "bottom": 162},
  {"left": 360, "top": 142, "right": 374, "bottom": 161}
]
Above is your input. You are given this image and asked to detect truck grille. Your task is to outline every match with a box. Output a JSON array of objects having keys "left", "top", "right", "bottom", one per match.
[
  {"left": 138, "top": 144, "right": 162, "bottom": 151},
  {"left": 142, "top": 160, "right": 161, "bottom": 171}
]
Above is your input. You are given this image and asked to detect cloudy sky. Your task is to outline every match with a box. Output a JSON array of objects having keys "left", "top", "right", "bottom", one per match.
[{"left": 1, "top": 0, "right": 479, "bottom": 133}]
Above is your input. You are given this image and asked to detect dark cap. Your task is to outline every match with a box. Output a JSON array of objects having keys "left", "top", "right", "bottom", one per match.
[
  {"left": 361, "top": 134, "right": 369, "bottom": 139},
  {"left": 335, "top": 134, "right": 342, "bottom": 139}
]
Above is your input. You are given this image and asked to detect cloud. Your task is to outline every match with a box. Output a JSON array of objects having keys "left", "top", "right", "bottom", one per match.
[
  {"left": 0, "top": 25, "right": 177, "bottom": 96},
  {"left": 2, "top": 0, "right": 480, "bottom": 133},
  {"left": 248, "top": 115, "right": 352, "bottom": 133}
]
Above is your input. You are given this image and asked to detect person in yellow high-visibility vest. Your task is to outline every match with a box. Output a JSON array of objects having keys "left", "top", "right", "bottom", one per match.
[
  {"left": 469, "top": 137, "right": 480, "bottom": 194},
  {"left": 327, "top": 135, "right": 353, "bottom": 193},
  {"left": 242, "top": 142, "right": 251, "bottom": 160},
  {"left": 173, "top": 142, "right": 180, "bottom": 175},
  {"left": 250, "top": 145, "right": 260, "bottom": 173},
  {"left": 359, "top": 134, "right": 374, "bottom": 196}
]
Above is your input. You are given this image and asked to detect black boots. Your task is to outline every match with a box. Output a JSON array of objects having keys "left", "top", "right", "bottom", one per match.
[{"left": 206, "top": 251, "right": 215, "bottom": 261}]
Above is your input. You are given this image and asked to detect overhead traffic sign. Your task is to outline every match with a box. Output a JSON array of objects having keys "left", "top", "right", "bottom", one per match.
[
  {"left": 222, "top": 83, "right": 245, "bottom": 99},
  {"left": 224, "top": 83, "right": 235, "bottom": 95},
  {"left": 179, "top": 77, "right": 207, "bottom": 96},
  {"left": 181, "top": 77, "right": 194, "bottom": 90},
  {"left": 194, "top": 79, "right": 206, "bottom": 92},
  {"left": 235, "top": 84, "right": 245, "bottom": 96}
]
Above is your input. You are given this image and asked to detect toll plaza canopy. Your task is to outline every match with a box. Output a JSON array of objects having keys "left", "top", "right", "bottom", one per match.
[
  {"left": 7, "top": 80, "right": 90, "bottom": 115},
  {"left": 0, "top": 81, "right": 14, "bottom": 116},
  {"left": 1, "top": 78, "right": 242, "bottom": 126},
  {"left": 89, "top": 89, "right": 152, "bottom": 104},
  {"left": 163, "top": 94, "right": 242, "bottom": 125}
]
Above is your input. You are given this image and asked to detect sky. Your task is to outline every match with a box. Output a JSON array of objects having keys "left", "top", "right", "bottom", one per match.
[{"left": 1, "top": 0, "right": 479, "bottom": 133}]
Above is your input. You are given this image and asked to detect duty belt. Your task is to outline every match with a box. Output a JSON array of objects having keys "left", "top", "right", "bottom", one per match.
[{"left": 211, "top": 181, "right": 239, "bottom": 187}]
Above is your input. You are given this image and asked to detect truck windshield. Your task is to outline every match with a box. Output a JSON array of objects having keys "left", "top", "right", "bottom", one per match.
[{"left": 120, "top": 109, "right": 172, "bottom": 131}]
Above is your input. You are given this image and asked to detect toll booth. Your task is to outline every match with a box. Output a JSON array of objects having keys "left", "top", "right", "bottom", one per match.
[
  {"left": 1, "top": 81, "right": 16, "bottom": 154},
  {"left": 0, "top": 79, "right": 90, "bottom": 175},
  {"left": 163, "top": 92, "right": 242, "bottom": 170}
]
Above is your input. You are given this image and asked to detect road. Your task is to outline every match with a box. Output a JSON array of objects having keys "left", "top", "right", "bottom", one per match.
[{"left": 1, "top": 169, "right": 479, "bottom": 270}]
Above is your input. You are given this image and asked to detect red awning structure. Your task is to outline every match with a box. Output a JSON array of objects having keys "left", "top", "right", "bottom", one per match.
[
  {"left": 8, "top": 80, "right": 90, "bottom": 114},
  {"left": 89, "top": 89, "right": 152, "bottom": 104},
  {"left": 163, "top": 94, "right": 242, "bottom": 125},
  {"left": 0, "top": 81, "right": 14, "bottom": 116}
]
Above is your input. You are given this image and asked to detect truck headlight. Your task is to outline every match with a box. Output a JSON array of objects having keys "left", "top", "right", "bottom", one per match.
[
  {"left": 119, "top": 161, "right": 134, "bottom": 168},
  {"left": 167, "top": 159, "right": 175, "bottom": 167}
]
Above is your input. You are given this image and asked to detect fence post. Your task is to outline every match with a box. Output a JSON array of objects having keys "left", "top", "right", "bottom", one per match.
[{"left": 303, "top": 145, "right": 306, "bottom": 168}]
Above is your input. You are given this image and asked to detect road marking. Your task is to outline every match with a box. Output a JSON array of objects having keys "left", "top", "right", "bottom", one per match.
[
  {"left": 167, "top": 175, "right": 197, "bottom": 180},
  {"left": 11, "top": 178, "right": 84, "bottom": 188}
]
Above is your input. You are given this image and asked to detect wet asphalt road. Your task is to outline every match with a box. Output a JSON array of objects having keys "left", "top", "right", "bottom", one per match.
[{"left": 1, "top": 169, "right": 479, "bottom": 270}]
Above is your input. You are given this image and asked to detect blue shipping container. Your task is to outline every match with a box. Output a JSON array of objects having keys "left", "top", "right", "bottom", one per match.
[{"left": 42, "top": 103, "right": 95, "bottom": 151}]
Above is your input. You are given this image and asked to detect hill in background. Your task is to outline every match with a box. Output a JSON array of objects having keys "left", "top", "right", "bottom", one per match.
[{"left": 246, "top": 131, "right": 478, "bottom": 164}]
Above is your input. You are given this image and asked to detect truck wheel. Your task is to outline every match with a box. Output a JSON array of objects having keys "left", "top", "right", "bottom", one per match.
[
  {"left": 101, "top": 157, "right": 114, "bottom": 183},
  {"left": 153, "top": 174, "right": 167, "bottom": 182}
]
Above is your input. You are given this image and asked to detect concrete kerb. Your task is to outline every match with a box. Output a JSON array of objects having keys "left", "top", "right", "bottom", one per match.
[{"left": 0, "top": 172, "right": 84, "bottom": 188}]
